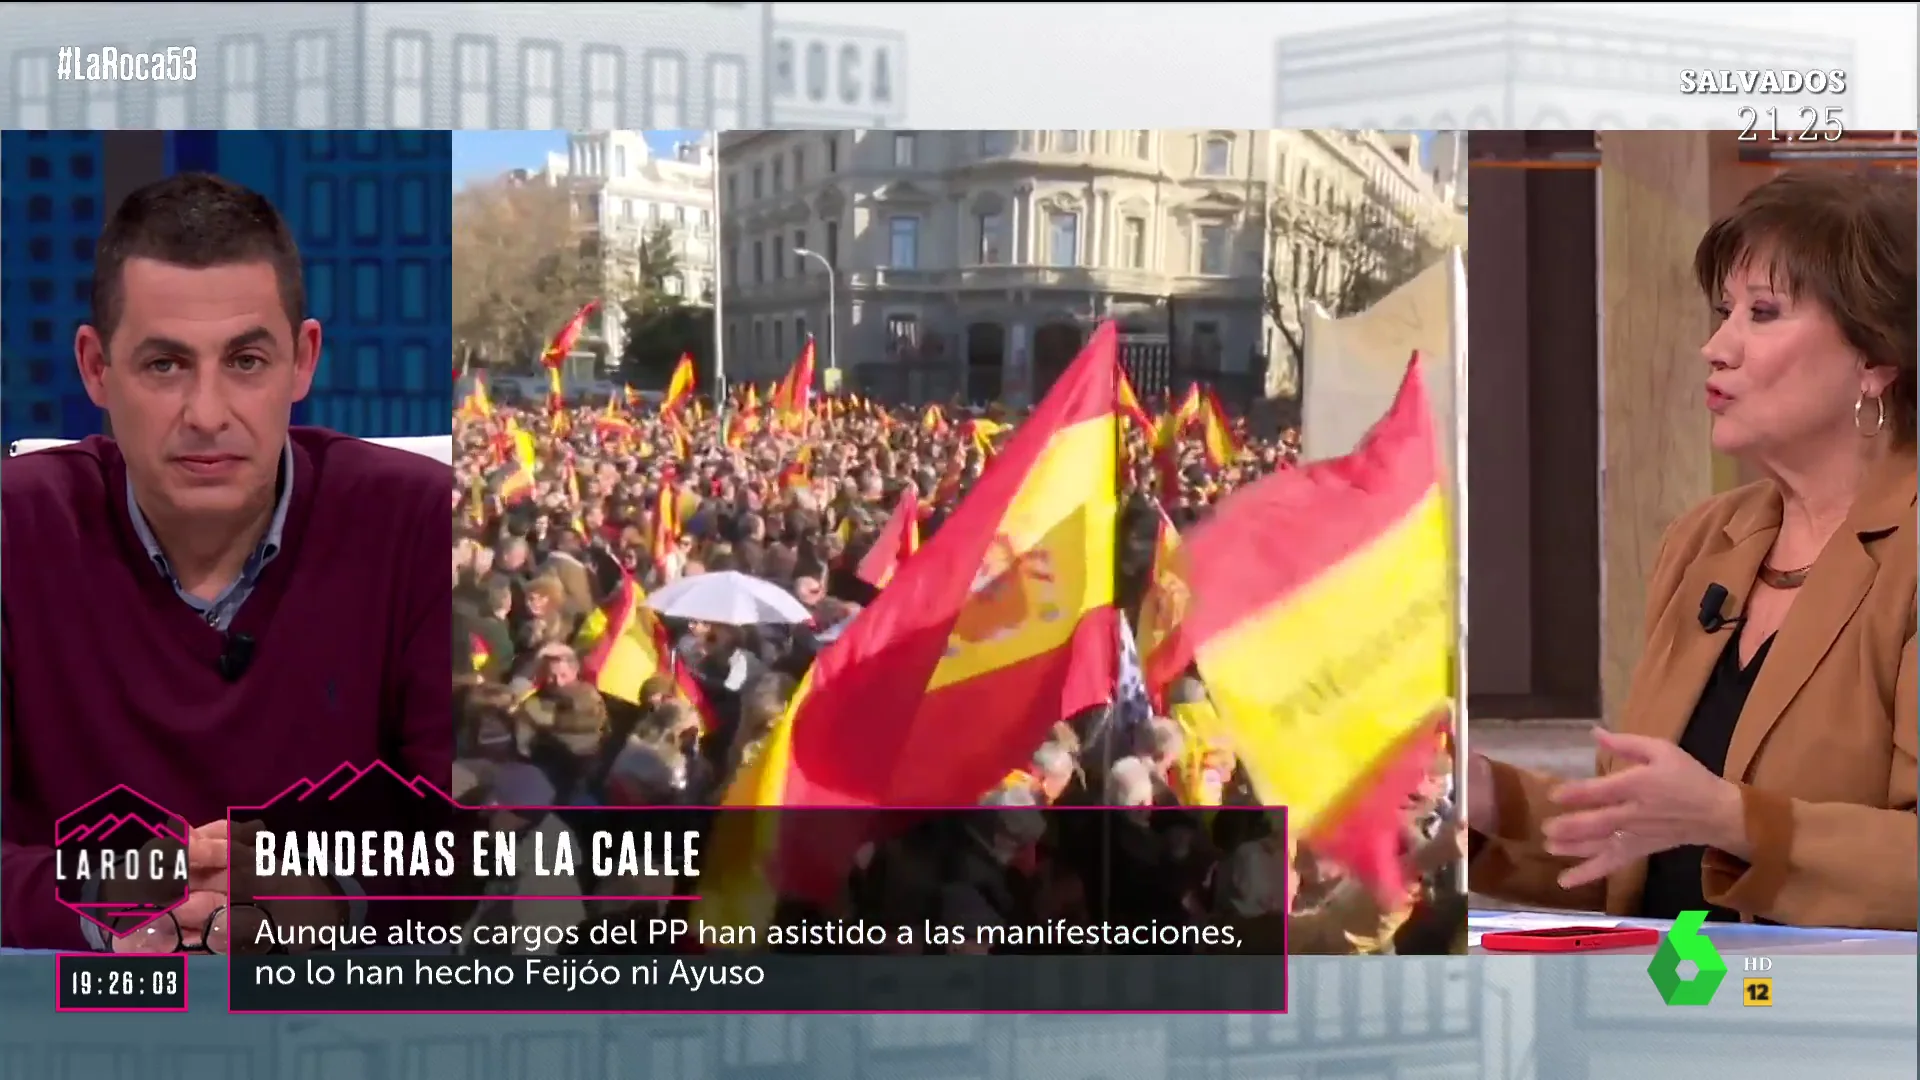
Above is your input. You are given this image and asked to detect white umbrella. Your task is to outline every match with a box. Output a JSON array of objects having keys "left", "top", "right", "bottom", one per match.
[{"left": 644, "top": 571, "right": 813, "bottom": 626}]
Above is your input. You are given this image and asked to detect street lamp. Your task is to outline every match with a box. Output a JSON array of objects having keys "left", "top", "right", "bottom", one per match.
[{"left": 792, "top": 247, "right": 838, "bottom": 377}]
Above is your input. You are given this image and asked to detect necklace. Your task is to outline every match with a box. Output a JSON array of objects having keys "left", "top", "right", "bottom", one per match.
[{"left": 1758, "top": 562, "right": 1813, "bottom": 590}]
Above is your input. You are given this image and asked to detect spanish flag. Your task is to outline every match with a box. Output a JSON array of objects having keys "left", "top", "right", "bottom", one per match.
[
  {"left": 777, "top": 447, "right": 813, "bottom": 494},
  {"left": 455, "top": 376, "right": 493, "bottom": 424},
  {"left": 540, "top": 299, "right": 599, "bottom": 369},
  {"left": 1133, "top": 508, "right": 1189, "bottom": 706},
  {"left": 1196, "top": 387, "right": 1239, "bottom": 470},
  {"left": 754, "top": 322, "right": 1124, "bottom": 901},
  {"left": 1175, "top": 358, "right": 1452, "bottom": 841},
  {"left": 662, "top": 354, "right": 696, "bottom": 414},
  {"left": 690, "top": 666, "right": 810, "bottom": 932},
  {"left": 855, "top": 485, "right": 922, "bottom": 588},
  {"left": 1117, "top": 371, "right": 1153, "bottom": 433},
  {"left": 772, "top": 339, "right": 816, "bottom": 427},
  {"left": 648, "top": 481, "right": 679, "bottom": 572},
  {"left": 579, "top": 575, "right": 666, "bottom": 697},
  {"left": 579, "top": 574, "right": 722, "bottom": 732}
]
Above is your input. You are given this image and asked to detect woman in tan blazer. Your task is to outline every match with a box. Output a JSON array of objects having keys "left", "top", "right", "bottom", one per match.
[{"left": 1469, "top": 169, "right": 1918, "bottom": 931}]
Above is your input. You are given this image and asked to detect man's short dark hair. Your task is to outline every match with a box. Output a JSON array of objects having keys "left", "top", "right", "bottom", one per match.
[{"left": 91, "top": 171, "right": 305, "bottom": 348}]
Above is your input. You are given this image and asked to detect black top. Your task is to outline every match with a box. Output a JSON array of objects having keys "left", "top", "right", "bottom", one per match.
[{"left": 1638, "top": 629, "right": 1777, "bottom": 923}]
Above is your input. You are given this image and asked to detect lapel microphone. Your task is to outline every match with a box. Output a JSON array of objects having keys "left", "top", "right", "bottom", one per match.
[{"left": 1697, "top": 583, "right": 1745, "bottom": 633}]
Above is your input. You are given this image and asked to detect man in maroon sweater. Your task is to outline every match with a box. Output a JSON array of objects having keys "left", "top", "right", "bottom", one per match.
[{"left": 1, "top": 173, "right": 451, "bottom": 950}]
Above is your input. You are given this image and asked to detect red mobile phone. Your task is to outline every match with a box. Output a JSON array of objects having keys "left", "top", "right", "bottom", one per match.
[{"left": 1479, "top": 926, "right": 1662, "bottom": 952}]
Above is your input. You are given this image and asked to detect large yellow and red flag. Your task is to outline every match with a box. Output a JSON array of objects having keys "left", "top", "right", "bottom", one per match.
[
  {"left": 540, "top": 299, "right": 600, "bottom": 369},
  {"left": 661, "top": 354, "right": 696, "bottom": 414},
  {"left": 719, "top": 322, "right": 1125, "bottom": 908},
  {"left": 1175, "top": 356, "right": 1452, "bottom": 883},
  {"left": 855, "top": 485, "right": 922, "bottom": 589}
]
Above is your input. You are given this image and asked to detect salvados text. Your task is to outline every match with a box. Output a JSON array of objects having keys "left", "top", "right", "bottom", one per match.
[{"left": 253, "top": 830, "right": 702, "bottom": 880}]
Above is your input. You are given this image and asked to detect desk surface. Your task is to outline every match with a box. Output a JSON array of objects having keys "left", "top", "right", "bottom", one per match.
[{"left": 1470, "top": 909, "right": 1918, "bottom": 956}]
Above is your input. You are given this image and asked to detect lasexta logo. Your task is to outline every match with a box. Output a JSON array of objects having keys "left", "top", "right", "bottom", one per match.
[
  {"left": 52, "top": 785, "right": 194, "bottom": 939},
  {"left": 1648, "top": 909, "right": 1728, "bottom": 1005}
]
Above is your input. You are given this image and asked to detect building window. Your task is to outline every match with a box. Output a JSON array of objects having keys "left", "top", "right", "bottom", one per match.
[
  {"left": 1439, "top": 958, "right": 1474, "bottom": 1033},
  {"left": 1054, "top": 130, "right": 1081, "bottom": 153},
  {"left": 645, "top": 51, "right": 686, "bottom": 128},
  {"left": 792, "top": 229, "right": 807, "bottom": 271},
  {"left": 1197, "top": 221, "right": 1230, "bottom": 275},
  {"left": 1135, "top": 130, "right": 1152, "bottom": 158},
  {"left": 725, "top": 174, "right": 738, "bottom": 208},
  {"left": 773, "top": 319, "right": 786, "bottom": 361},
  {"left": 616, "top": 148, "right": 628, "bottom": 177},
  {"left": 1047, "top": 210, "right": 1078, "bottom": 268},
  {"left": 865, "top": 1016, "right": 981, "bottom": 1048},
  {"left": 387, "top": 33, "right": 428, "bottom": 128},
  {"left": 220, "top": 37, "right": 262, "bottom": 128},
  {"left": 84, "top": 74, "right": 117, "bottom": 129},
  {"left": 771, "top": 157, "right": 784, "bottom": 193},
  {"left": 305, "top": 178, "right": 336, "bottom": 243},
  {"left": 771, "top": 235, "right": 784, "bottom": 279},
  {"left": 353, "top": 261, "right": 382, "bottom": 321},
  {"left": 826, "top": 134, "right": 839, "bottom": 172},
  {"left": 886, "top": 314, "right": 919, "bottom": 355},
  {"left": 150, "top": 50, "right": 190, "bottom": 127},
  {"left": 584, "top": 47, "right": 622, "bottom": 130},
  {"left": 824, "top": 220, "right": 839, "bottom": 266},
  {"left": 1191, "top": 321, "right": 1221, "bottom": 368},
  {"left": 791, "top": 146, "right": 805, "bottom": 186},
  {"left": 888, "top": 217, "right": 919, "bottom": 269},
  {"left": 753, "top": 240, "right": 764, "bottom": 284},
  {"left": 979, "top": 131, "right": 1011, "bottom": 156},
  {"left": 892, "top": 133, "right": 915, "bottom": 168},
  {"left": 648, "top": 1036, "right": 702, "bottom": 1078},
  {"left": 522, "top": 43, "right": 559, "bottom": 129},
  {"left": 751, "top": 166, "right": 763, "bottom": 200},
  {"left": 1123, "top": 217, "right": 1146, "bottom": 268},
  {"left": 288, "top": 34, "right": 333, "bottom": 127},
  {"left": 772, "top": 38, "right": 795, "bottom": 100},
  {"left": 753, "top": 321, "right": 764, "bottom": 362},
  {"left": 398, "top": 260, "right": 429, "bottom": 323},
  {"left": 1201, "top": 134, "right": 1232, "bottom": 176},
  {"left": 453, "top": 38, "right": 493, "bottom": 128},
  {"left": 351, "top": 178, "right": 380, "bottom": 242},
  {"left": 1225, "top": 1015, "right": 1254, "bottom": 1048},
  {"left": 12, "top": 52, "right": 53, "bottom": 129},
  {"left": 397, "top": 177, "right": 429, "bottom": 243},
  {"left": 975, "top": 211, "right": 1004, "bottom": 264},
  {"left": 708, "top": 56, "right": 746, "bottom": 130}
]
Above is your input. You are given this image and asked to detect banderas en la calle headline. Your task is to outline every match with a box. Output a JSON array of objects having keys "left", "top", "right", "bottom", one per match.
[{"left": 252, "top": 829, "right": 701, "bottom": 879}]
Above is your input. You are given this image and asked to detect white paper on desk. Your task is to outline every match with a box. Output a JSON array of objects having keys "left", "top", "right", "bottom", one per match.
[{"left": 1468, "top": 911, "right": 1623, "bottom": 947}]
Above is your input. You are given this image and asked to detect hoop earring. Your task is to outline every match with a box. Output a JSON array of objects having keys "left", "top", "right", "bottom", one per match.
[{"left": 1855, "top": 393, "right": 1888, "bottom": 437}]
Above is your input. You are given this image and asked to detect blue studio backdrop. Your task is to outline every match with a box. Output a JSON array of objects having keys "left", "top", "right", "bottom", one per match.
[{"left": 0, "top": 129, "right": 452, "bottom": 440}]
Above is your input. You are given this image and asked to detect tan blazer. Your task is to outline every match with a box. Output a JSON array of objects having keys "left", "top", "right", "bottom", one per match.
[{"left": 1474, "top": 451, "right": 1917, "bottom": 930}]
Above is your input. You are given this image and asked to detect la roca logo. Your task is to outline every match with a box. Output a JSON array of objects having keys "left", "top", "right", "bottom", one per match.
[{"left": 52, "top": 785, "right": 194, "bottom": 938}]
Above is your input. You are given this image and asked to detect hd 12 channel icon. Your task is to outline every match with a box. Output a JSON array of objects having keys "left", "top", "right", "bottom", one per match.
[{"left": 56, "top": 953, "right": 190, "bottom": 1013}]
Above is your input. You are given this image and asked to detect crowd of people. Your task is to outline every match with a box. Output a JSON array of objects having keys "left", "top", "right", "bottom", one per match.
[{"left": 450, "top": 374, "right": 1466, "bottom": 956}]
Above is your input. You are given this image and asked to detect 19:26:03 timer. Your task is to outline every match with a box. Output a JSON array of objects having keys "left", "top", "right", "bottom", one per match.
[
  {"left": 69, "top": 966, "right": 179, "bottom": 998},
  {"left": 1739, "top": 105, "right": 1846, "bottom": 142}
]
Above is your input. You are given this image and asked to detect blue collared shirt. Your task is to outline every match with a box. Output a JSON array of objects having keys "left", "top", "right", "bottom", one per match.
[{"left": 126, "top": 441, "right": 294, "bottom": 632}]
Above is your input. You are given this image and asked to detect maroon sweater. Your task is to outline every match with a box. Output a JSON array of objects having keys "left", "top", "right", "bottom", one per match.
[{"left": 2, "top": 428, "right": 452, "bottom": 948}]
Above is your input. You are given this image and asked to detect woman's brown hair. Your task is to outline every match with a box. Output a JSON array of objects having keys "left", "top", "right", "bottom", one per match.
[{"left": 1693, "top": 168, "right": 1917, "bottom": 444}]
